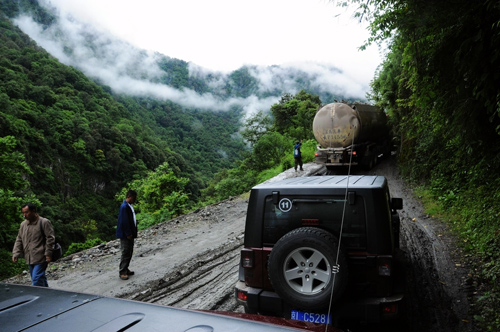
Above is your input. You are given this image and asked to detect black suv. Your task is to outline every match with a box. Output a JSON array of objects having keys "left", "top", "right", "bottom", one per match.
[{"left": 235, "top": 175, "right": 404, "bottom": 326}]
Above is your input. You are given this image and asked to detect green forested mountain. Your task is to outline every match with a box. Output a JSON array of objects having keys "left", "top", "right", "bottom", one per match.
[
  {"left": 0, "top": 7, "right": 248, "bottom": 264},
  {"left": 0, "top": 14, "right": 181, "bottom": 241}
]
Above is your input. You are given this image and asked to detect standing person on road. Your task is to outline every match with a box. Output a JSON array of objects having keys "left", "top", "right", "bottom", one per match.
[
  {"left": 294, "top": 139, "right": 304, "bottom": 171},
  {"left": 12, "top": 203, "right": 55, "bottom": 287},
  {"left": 117, "top": 190, "right": 138, "bottom": 280}
]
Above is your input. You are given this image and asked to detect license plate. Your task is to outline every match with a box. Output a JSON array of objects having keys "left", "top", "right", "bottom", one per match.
[{"left": 290, "top": 310, "right": 331, "bottom": 324}]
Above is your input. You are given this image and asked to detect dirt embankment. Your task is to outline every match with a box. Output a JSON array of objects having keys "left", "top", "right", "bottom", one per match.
[{"left": 5, "top": 157, "right": 479, "bottom": 331}]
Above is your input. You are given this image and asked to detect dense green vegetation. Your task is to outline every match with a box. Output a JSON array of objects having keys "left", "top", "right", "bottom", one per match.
[
  {"left": 342, "top": 0, "right": 500, "bottom": 329},
  {"left": 113, "top": 95, "right": 246, "bottom": 186},
  {"left": 202, "top": 90, "right": 321, "bottom": 203}
]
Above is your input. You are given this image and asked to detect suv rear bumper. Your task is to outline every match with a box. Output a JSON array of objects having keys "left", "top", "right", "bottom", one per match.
[
  {"left": 235, "top": 281, "right": 404, "bottom": 323},
  {"left": 235, "top": 281, "right": 283, "bottom": 315}
]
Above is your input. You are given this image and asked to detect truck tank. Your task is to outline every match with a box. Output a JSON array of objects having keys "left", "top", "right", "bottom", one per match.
[{"left": 313, "top": 102, "right": 388, "bottom": 148}]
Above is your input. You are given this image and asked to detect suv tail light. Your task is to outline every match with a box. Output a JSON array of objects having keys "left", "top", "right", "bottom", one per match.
[
  {"left": 241, "top": 248, "right": 254, "bottom": 268},
  {"left": 382, "top": 304, "right": 398, "bottom": 315},
  {"left": 377, "top": 256, "right": 392, "bottom": 276},
  {"left": 237, "top": 290, "right": 248, "bottom": 301}
]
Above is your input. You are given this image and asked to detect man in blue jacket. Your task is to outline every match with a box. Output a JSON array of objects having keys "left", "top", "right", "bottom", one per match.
[
  {"left": 116, "top": 190, "right": 138, "bottom": 280},
  {"left": 294, "top": 139, "right": 303, "bottom": 171}
]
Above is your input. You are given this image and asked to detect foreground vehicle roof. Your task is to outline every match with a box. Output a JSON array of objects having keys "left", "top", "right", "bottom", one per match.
[{"left": 0, "top": 283, "right": 340, "bottom": 332}]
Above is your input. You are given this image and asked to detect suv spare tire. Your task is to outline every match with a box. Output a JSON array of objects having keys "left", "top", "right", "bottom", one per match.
[{"left": 268, "top": 227, "right": 348, "bottom": 311}]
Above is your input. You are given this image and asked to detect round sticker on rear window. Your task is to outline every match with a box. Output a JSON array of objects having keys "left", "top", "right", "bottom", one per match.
[{"left": 278, "top": 198, "right": 292, "bottom": 212}]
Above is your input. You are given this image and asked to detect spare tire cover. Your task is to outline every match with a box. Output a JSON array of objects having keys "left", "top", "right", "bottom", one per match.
[{"left": 268, "top": 227, "right": 348, "bottom": 311}]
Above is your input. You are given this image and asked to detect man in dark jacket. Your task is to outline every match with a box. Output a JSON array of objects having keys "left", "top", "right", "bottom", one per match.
[
  {"left": 294, "top": 139, "right": 303, "bottom": 171},
  {"left": 116, "top": 190, "right": 138, "bottom": 280},
  {"left": 12, "top": 203, "right": 55, "bottom": 287}
]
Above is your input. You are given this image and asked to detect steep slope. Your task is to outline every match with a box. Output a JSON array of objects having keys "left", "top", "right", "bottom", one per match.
[{"left": 0, "top": 13, "right": 193, "bottom": 245}]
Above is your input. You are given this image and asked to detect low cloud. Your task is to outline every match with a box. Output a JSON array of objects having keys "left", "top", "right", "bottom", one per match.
[
  {"left": 248, "top": 62, "right": 368, "bottom": 100},
  {"left": 13, "top": 5, "right": 369, "bottom": 117},
  {"left": 14, "top": 14, "right": 280, "bottom": 115}
]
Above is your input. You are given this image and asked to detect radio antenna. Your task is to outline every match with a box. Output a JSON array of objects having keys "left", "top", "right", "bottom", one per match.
[{"left": 325, "top": 125, "right": 356, "bottom": 331}]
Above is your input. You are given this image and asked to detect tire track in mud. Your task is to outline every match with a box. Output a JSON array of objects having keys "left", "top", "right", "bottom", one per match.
[
  {"left": 400, "top": 216, "right": 459, "bottom": 331},
  {"left": 123, "top": 235, "right": 244, "bottom": 312}
]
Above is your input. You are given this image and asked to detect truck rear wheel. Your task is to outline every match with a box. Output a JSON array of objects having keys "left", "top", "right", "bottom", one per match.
[{"left": 268, "top": 227, "right": 348, "bottom": 311}]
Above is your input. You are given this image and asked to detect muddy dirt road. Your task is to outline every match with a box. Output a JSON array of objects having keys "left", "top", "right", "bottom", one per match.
[
  {"left": 6, "top": 157, "right": 478, "bottom": 331},
  {"left": 372, "top": 158, "right": 475, "bottom": 332}
]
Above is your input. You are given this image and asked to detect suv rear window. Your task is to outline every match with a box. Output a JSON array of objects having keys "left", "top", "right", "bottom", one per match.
[{"left": 263, "top": 195, "right": 367, "bottom": 250}]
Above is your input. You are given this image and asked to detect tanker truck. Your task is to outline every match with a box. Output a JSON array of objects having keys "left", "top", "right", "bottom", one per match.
[{"left": 313, "top": 102, "right": 391, "bottom": 170}]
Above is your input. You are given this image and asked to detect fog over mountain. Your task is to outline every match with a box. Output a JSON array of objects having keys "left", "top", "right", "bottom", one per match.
[{"left": 13, "top": 3, "right": 370, "bottom": 117}]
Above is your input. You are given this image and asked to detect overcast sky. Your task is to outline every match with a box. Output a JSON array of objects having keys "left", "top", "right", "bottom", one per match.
[{"left": 43, "top": 0, "right": 383, "bottom": 86}]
